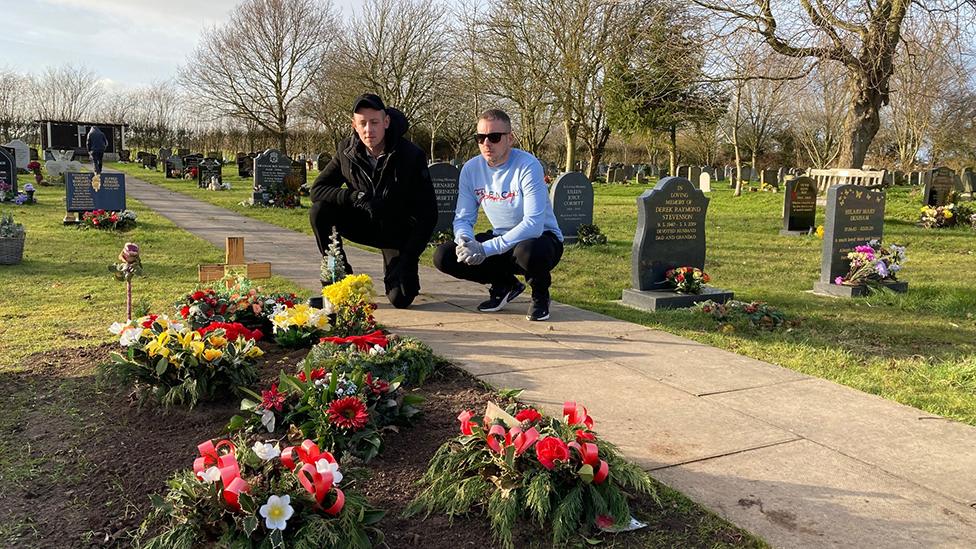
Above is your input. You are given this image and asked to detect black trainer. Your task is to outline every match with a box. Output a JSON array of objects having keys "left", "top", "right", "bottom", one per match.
[
  {"left": 526, "top": 297, "right": 551, "bottom": 321},
  {"left": 477, "top": 281, "right": 526, "bottom": 312}
]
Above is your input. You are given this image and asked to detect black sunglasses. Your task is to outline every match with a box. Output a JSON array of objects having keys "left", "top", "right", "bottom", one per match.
[{"left": 475, "top": 132, "right": 509, "bottom": 144}]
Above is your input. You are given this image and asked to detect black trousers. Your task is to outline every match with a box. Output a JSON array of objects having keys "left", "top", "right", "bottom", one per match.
[
  {"left": 90, "top": 151, "right": 104, "bottom": 174},
  {"left": 433, "top": 231, "right": 563, "bottom": 300},
  {"left": 309, "top": 200, "right": 426, "bottom": 309}
]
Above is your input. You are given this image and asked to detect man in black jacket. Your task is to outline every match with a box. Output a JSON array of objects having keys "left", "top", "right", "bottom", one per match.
[
  {"left": 86, "top": 126, "right": 108, "bottom": 174},
  {"left": 309, "top": 93, "right": 437, "bottom": 309}
]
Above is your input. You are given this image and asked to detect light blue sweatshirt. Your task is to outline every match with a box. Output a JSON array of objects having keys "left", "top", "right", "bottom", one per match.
[{"left": 453, "top": 149, "right": 563, "bottom": 256}]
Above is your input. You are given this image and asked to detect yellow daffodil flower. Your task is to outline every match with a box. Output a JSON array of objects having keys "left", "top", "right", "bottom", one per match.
[
  {"left": 246, "top": 346, "right": 265, "bottom": 358},
  {"left": 190, "top": 341, "right": 205, "bottom": 357},
  {"left": 202, "top": 348, "right": 223, "bottom": 362},
  {"left": 208, "top": 335, "right": 227, "bottom": 347}
]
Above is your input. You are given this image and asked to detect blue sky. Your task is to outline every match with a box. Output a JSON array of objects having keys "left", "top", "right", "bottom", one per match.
[{"left": 1, "top": 0, "right": 361, "bottom": 88}]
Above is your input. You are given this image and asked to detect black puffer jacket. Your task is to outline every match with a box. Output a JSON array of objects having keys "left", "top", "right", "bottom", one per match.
[{"left": 310, "top": 108, "right": 437, "bottom": 257}]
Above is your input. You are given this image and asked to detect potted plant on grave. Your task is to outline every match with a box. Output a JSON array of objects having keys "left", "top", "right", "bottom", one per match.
[
  {"left": 664, "top": 266, "right": 710, "bottom": 294},
  {"left": 0, "top": 213, "right": 26, "bottom": 265},
  {"left": 27, "top": 161, "right": 43, "bottom": 186}
]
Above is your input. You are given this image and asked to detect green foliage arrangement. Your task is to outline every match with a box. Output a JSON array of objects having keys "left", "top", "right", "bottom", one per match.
[
  {"left": 696, "top": 300, "right": 791, "bottom": 330},
  {"left": 575, "top": 224, "right": 608, "bottom": 247},
  {"left": 405, "top": 401, "right": 657, "bottom": 549},
  {"left": 302, "top": 334, "right": 439, "bottom": 386}
]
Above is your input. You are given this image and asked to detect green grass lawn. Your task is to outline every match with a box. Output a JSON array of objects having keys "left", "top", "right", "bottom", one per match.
[{"left": 110, "top": 161, "right": 976, "bottom": 426}]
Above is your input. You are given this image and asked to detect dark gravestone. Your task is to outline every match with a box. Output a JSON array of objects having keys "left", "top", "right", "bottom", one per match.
[
  {"left": 183, "top": 154, "right": 202, "bottom": 173},
  {"left": 198, "top": 158, "right": 222, "bottom": 188},
  {"left": 812, "top": 185, "right": 906, "bottom": 297},
  {"left": 924, "top": 167, "right": 955, "bottom": 206},
  {"left": 253, "top": 149, "right": 295, "bottom": 205},
  {"left": 119, "top": 149, "right": 130, "bottom": 162},
  {"left": 761, "top": 169, "right": 779, "bottom": 190},
  {"left": 158, "top": 148, "right": 171, "bottom": 169},
  {"left": 549, "top": 172, "right": 594, "bottom": 244},
  {"left": 428, "top": 162, "right": 460, "bottom": 233},
  {"left": 0, "top": 148, "right": 15, "bottom": 194},
  {"left": 65, "top": 172, "right": 126, "bottom": 212},
  {"left": 287, "top": 159, "right": 307, "bottom": 195},
  {"left": 165, "top": 156, "right": 183, "bottom": 178},
  {"left": 29, "top": 147, "right": 38, "bottom": 161},
  {"left": 621, "top": 177, "right": 733, "bottom": 311},
  {"left": 207, "top": 151, "right": 220, "bottom": 160},
  {"left": 177, "top": 148, "right": 189, "bottom": 157},
  {"left": 780, "top": 176, "right": 817, "bottom": 236},
  {"left": 314, "top": 153, "right": 330, "bottom": 171},
  {"left": 688, "top": 166, "right": 702, "bottom": 188},
  {"left": 141, "top": 153, "right": 157, "bottom": 169},
  {"left": 963, "top": 169, "right": 975, "bottom": 194},
  {"left": 237, "top": 153, "right": 254, "bottom": 178}
]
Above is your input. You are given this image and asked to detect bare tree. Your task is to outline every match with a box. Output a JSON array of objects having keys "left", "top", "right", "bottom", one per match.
[
  {"left": 181, "top": 0, "right": 338, "bottom": 154},
  {"left": 789, "top": 62, "right": 849, "bottom": 168},
  {"left": 27, "top": 64, "right": 102, "bottom": 121},
  {"left": 0, "top": 68, "right": 30, "bottom": 143}
]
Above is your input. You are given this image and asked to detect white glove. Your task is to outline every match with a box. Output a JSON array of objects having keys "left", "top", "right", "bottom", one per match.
[{"left": 457, "top": 238, "right": 486, "bottom": 265}]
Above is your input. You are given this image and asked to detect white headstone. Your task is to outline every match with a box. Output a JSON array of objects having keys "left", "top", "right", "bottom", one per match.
[
  {"left": 699, "top": 172, "right": 711, "bottom": 192},
  {"left": 3, "top": 140, "right": 29, "bottom": 171}
]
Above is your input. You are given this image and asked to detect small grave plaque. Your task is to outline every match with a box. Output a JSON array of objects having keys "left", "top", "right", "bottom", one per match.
[
  {"left": 198, "top": 158, "right": 222, "bottom": 188},
  {"left": 65, "top": 172, "right": 126, "bottom": 212},
  {"left": 812, "top": 185, "right": 905, "bottom": 297},
  {"left": 621, "top": 177, "right": 733, "bottom": 310},
  {"left": 780, "top": 176, "right": 817, "bottom": 236},
  {"left": 924, "top": 167, "right": 955, "bottom": 206},
  {"left": 549, "top": 171, "right": 593, "bottom": 244},
  {"left": 0, "top": 148, "right": 15, "bottom": 194},
  {"left": 428, "top": 162, "right": 460, "bottom": 233}
]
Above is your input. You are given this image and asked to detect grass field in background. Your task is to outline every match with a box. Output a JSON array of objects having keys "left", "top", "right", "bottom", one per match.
[{"left": 110, "top": 162, "right": 976, "bottom": 425}]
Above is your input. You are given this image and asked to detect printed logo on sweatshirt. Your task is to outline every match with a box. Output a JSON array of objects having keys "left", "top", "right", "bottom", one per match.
[{"left": 474, "top": 188, "right": 518, "bottom": 203}]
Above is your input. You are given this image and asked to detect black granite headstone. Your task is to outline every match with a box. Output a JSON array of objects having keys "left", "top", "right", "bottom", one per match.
[
  {"left": 781, "top": 176, "right": 817, "bottom": 235},
  {"left": 119, "top": 149, "right": 131, "bottom": 162},
  {"left": 812, "top": 185, "right": 905, "bottom": 296},
  {"left": 198, "top": 158, "right": 222, "bottom": 188},
  {"left": 183, "top": 154, "right": 203, "bottom": 173},
  {"left": 761, "top": 169, "right": 779, "bottom": 189},
  {"left": 428, "top": 162, "right": 460, "bottom": 233},
  {"left": 924, "top": 167, "right": 955, "bottom": 206},
  {"left": 314, "top": 153, "right": 330, "bottom": 171},
  {"left": 549, "top": 171, "right": 593, "bottom": 244},
  {"left": 253, "top": 149, "right": 293, "bottom": 205},
  {"left": 0, "top": 147, "right": 15, "bottom": 194},
  {"left": 287, "top": 159, "right": 307, "bottom": 193},
  {"left": 177, "top": 148, "right": 189, "bottom": 157},
  {"left": 65, "top": 172, "right": 126, "bottom": 212},
  {"left": 621, "top": 177, "right": 732, "bottom": 310},
  {"left": 165, "top": 156, "right": 183, "bottom": 178}
]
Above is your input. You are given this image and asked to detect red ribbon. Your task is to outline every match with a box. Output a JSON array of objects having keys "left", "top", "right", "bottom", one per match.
[
  {"left": 486, "top": 424, "right": 539, "bottom": 456},
  {"left": 320, "top": 329, "right": 388, "bottom": 352},
  {"left": 569, "top": 441, "right": 609, "bottom": 484},
  {"left": 281, "top": 440, "right": 345, "bottom": 516},
  {"left": 458, "top": 410, "right": 476, "bottom": 435},
  {"left": 192, "top": 439, "right": 250, "bottom": 510},
  {"left": 563, "top": 401, "right": 594, "bottom": 429}
]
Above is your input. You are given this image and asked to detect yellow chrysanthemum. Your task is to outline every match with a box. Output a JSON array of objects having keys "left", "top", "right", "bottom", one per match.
[{"left": 322, "top": 274, "right": 375, "bottom": 307}]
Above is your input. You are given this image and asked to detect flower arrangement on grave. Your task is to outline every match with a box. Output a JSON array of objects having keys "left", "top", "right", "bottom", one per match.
[
  {"left": 184, "top": 166, "right": 199, "bottom": 180},
  {"left": 919, "top": 204, "right": 958, "bottom": 228},
  {"left": 576, "top": 224, "right": 608, "bottom": 247},
  {"left": 80, "top": 209, "right": 138, "bottom": 230},
  {"left": 426, "top": 229, "right": 454, "bottom": 248},
  {"left": 0, "top": 181, "right": 14, "bottom": 201},
  {"left": 228, "top": 351, "right": 422, "bottom": 463},
  {"left": 102, "top": 314, "right": 264, "bottom": 408},
  {"left": 303, "top": 332, "right": 438, "bottom": 386},
  {"left": 109, "top": 242, "right": 143, "bottom": 320},
  {"left": 175, "top": 281, "right": 299, "bottom": 332},
  {"left": 198, "top": 321, "right": 264, "bottom": 342},
  {"left": 0, "top": 213, "right": 26, "bottom": 265},
  {"left": 27, "top": 161, "right": 43, "bottom": 186},
  {"left": 696, "top": 300, "right": 791, "bottom": 331},
  {"left": 665, "top": 266, "right": 709, "bottom": 294},
  {"left": 207, "top": 176, "right": 231, "bottom": 191},
  {"left": 405, "top": 401, "right": 655, "bottom": 549},
  {"left": 272, "top": 303, "right": 333, "bottom": 349},
  {"left": 833, "top": 239, "right": 906, "bottom": 287},
  {"left": 322, "top": 274, "right": 377, "bottom": 337},
  {"left": 138, "top": 437, "right": 381, "bottom": 549}
]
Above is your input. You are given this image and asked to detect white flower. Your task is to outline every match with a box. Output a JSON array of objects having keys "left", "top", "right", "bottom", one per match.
[
  {"left": 368, "top": 344, "right": 385, "bottom": 356},
  {"left": 108, "top": 321, "right": 127, "bottom": 335},
  {"left": 309, "top": 307, "right": 331, "bottom": 329},
  {"left": 169, "top": 320, "right": 185, "bottom": 332},
  {"left": 260, "top": 409, "right": 276, "bottom": 433},
  {"left": 315, "top": 459, "right": 342, "bottom": 484},
  {"left": 119, "top": 327, "right": 141, "bottom": 347},
  {"left": 259, "top": 494, "right": 294, "bottom": 531},
  {"left": 252, "top": 441, "right": 280, "bottom": 461},
  {"left": 196, "top": 466, "right": 221, "bottom": 483}
]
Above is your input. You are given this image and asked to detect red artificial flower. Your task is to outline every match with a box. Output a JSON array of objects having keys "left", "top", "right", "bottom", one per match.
[
  {"left": 327, "top": 397, "right": 369, "bottom": 430},
  {"left": 563, "top": 401, "right": 594, "bottom": 429},
  {"left": 595, "top": 515, "right": 615, "bottom": 529},
  {"left": 575, "top": 429, "right": 596, "bottom": 442},
  {"left": 260, "top": 383, "right": 286, "bottom": 412},
  {"left": 141, "top": 314, "right": 159, "bottom": 328},
  {"left": 297, "top": 368, "right": 327, "bottom": 382},
  {"left": 675, "top": 273, "right": 684, "bottom": 282},
  {"left": 191, "top": 290, "right": 206, "bottom": 301},
  {"left": 535, "top": 436, "right": 570, "bottom": 470},
  {"left": 745, "top": 304, "right": 757, "bottom": 314},
  {"left": 197, "top": 321, "right": 262, "bottom": 341},
  {"left": 702, "top": 273, "right": 710, "bottom": 283},
  {"left": 218, "top": 304, "right": 228, "bottom": 315},
  {"left": 515, "top": 408, "right": 542, "bottom": 424},
  {"left": 458, "top": 410, "right": 477, "bottom": 435},
  {"left": 180, "top": 305, "right": 190, "bottom": 317},
  {"left": 109, "top": 214, "right": 118, "bottom": 222},
  {"left": 364, "top": 372, "right": 390, "bottom": 395}
]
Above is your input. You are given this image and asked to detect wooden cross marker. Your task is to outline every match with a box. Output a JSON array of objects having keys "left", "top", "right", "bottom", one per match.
[{"left": 198, "top": 236, "right": 272, "bottom": 285}]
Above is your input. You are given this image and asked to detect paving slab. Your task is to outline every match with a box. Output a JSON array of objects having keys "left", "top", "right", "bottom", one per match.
[
  {"left": 479, "top": 361, "right": 799, "bottom": 469},
  {"left": 707, "top": 378, "right": 976, "bottom": 506},
  {"left": 653, "top": 439, "right": 976, "bottom": 548}
]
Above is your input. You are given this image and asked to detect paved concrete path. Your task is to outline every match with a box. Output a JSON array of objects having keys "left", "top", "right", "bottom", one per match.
[{"left": 122, "top": 172, "right": 976, "bottom": 548}]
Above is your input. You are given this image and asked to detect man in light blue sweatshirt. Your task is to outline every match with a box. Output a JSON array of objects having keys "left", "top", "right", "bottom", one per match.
[{"left": 433, "top": 109, "right": 563, "bottom": 321}]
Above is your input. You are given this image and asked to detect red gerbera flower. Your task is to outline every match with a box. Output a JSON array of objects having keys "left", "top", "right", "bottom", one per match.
[
  {"left": 260, "top": 383, "right": 286, "bottom": 412},
  {"left": 327, "top": 397, "right": 369, "bottom": 430},
  {"left": 297, "top": 368, "right": 327, "bottom": 382}
]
